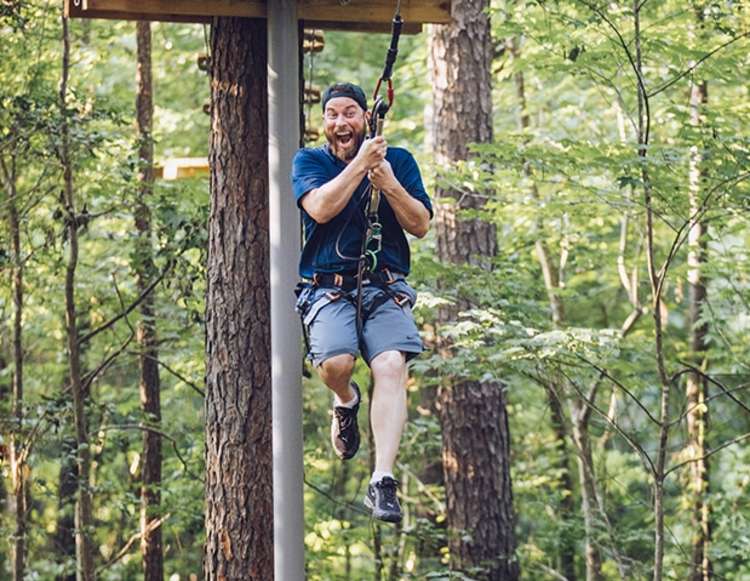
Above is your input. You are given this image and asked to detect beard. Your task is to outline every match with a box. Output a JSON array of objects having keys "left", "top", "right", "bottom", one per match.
[{"left": 326, "top": 125, "right": 366, "bottom": 163}]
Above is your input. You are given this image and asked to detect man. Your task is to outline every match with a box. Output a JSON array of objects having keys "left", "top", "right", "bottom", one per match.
[{"left": 292, "top": 82, "right": 432, "bottom": 523}]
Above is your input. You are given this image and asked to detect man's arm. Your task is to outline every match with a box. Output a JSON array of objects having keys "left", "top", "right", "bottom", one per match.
[
  {"left": 301, "top": 137, "right": 387, "bottom": 224},
  {"left": 368, "top": 160, "right": 431, "bottom": 238}
]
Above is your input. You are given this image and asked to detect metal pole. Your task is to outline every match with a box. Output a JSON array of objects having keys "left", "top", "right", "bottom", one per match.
[{"left": 268, "top": 2, "right": 305, "bottom": 579}]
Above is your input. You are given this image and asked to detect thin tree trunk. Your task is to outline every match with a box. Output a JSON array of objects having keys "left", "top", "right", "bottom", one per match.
[
  {"left": 60, "top": 12, "right": 96, "bottom": 581},
  {"left": 8, "top": 141, "right": 28, "bottom": 581},
  {"left": 56, "top": 435, "right": 78, "bottom": 581},
  {"left": 430, "top": 1, "right": 519, "bottom": 578},
  {"left": 203, "top": 17, "right": 273, "bottom": 580},
  {"left": 547, "top": 386, "right": 578, "bottom": 581},
  {"left": 367, "top": 379, "right": 384, "bottom": 581},
  {"left": 135, "top": 20, "right": 163, "bottom": 581},
  {"left": 571, "top": 405, "right": 603, "bottom": 581},
  {"left": 686, "top": 48, "right": 711, "bottom": 581},
  {"left": 512, "top": 47, "right": 578, "bottom": 581},
  {"left": 630, "top": 4, "right": 670, "bottom": 579},
  {"left": 0, "top": 351, "right": 8, "bottom": 577}
]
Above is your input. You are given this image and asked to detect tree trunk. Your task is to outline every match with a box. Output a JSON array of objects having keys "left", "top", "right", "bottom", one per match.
[
  {"left": 55, "top": 435, "right": 78, "bottom": 581},
  {"left": 7, "top": 140, "right": 28, "bottom": 581},
  {"left": 512, "top": 47, "right": 578, "bottom": 581},
  {"left": 60, "top": 13, "right": 96, "bottom": 581},
  {"left": 630, "top": 4, "right": 670, "bottom": 579},
  {"left": 203, "top": 17, "right": 273, "bottom": 581},
  {"left": 0, "top": 351, "right": 7, "bottom": 577},
  {"left": 571, "top": 405, "right": 603, "bottom": 581},
  {"left": 547, "top": 386, "right": 578, "bottom": 581},
  {"left": 430, "top": 1, "right": 519, "bottom": 578},
  {"left": 135, "top": 21, "right": 164, "bottom": 581},
  {"left": 686, "top": 62, "right": 711, "bottom": 581}
]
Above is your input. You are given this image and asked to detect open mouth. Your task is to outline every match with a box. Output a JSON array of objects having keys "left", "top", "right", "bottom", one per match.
[{"left": 335, "top": 131, "right": 354, "bottom": 148}]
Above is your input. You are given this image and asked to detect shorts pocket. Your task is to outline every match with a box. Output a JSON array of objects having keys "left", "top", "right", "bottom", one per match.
[
  {"left": 302, "top": 287, "right": 344, "bottom": 327},
  {"left": 390, "top": 279, "right": 417, "bottom": 308}
]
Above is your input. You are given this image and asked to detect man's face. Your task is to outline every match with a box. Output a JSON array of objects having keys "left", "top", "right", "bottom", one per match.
[{"left": 323, "top": 96, "right": 368, "bottom": 163}]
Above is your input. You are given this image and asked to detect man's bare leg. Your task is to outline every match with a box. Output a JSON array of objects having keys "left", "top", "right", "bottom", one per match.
[
  {"left": 369, "top": 350, "right": 408, "bottom": 475},
  {"left": 318, "top": 353, "right": 357, "bottom": 404},
  {"left": 319, "top": 353, "right": 360, "bottom": 460}
]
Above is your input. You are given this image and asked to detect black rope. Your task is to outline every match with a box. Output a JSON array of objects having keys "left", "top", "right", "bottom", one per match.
[{"left": 354, "top": 1, "right": 405, "bottom": 351}]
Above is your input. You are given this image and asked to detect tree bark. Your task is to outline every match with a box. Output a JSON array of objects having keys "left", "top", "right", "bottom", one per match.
[
  {"left": 686, "top": 43, "right": 711, "bottom": 581},
  {"left": 430, "top": 1, "right": 519, "bottom": 578},
  {"left": 203, "top": 17, "right": 273, "bottom": 581},
  {"left": 135, "top": 20, "right": 164, "bottom": 581},
  {"left": 60, "top": 12, "right": 96, "bottom": 581}
]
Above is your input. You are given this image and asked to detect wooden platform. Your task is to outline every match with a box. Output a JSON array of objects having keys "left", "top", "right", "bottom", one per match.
[
  {"left": 154, "top": 157, "right": 208, "bottom": 180},
  {"left": 65, "top": 0, "right": 451, "bottom": 32}
]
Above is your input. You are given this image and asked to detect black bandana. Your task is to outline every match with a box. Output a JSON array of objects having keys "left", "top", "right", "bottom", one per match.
[{"left": 321, "top": 82, "right": 368, "bottom": 112}]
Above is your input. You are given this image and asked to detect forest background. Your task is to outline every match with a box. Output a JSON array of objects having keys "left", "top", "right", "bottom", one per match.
[{"left": 1, "top": 1, "right": 749, "bottom": 580}]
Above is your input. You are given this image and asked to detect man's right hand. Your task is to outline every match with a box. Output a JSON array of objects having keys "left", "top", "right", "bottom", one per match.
[{"left": 355, "top": 136, "right": 387, "bottom": 171}]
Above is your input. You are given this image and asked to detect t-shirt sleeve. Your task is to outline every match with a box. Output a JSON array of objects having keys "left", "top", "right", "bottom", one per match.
[
  {"left": 291, "top": 149, "right": 329, "bottom": 209},
  {"left": 397, "top": 150, "right": 433, "bottom": 218}
]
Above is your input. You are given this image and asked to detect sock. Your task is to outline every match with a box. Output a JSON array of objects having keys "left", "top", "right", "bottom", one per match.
[
  {"left": 334, "top": 385, "right": 358, "bottom": 408},
  {"left": 371, "top": 470, "right": 394, "bottom": 484}
]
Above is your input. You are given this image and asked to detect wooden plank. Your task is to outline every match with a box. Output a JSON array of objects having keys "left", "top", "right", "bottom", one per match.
[
  {"left": 83, "top": 0, "right": 265, "bottom": 18},
  {"left": 67, "top": 0, "right": 210, "bottom": 23},
  {"left": 72, "top": 0, "right": 450, "bottom": 24},
  {"left": 154, "top": 157, "right": 209, "bottom": 180},
  {"left": 299, "top": 0, "right": 450, "bottom": 24},
  {"left": 306, "top": 20, "right": 423, "bottom": 34}
]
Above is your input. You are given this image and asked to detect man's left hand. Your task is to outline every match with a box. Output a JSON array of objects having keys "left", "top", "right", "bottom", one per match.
[{"left": 368, "top": 160, "right": 399, "bottom": 194}]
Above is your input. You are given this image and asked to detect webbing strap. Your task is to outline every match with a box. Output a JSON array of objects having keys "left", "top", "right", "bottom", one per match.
[{"left": 356, "top": 0, "right": 404, "bottom": 353}]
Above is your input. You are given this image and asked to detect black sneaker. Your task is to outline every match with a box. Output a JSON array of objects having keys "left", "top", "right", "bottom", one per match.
[
  {"left": 330, "top": 382, "right": 361, "bottom": 460},
  {"left": 364, "top": 476, "right": 402, "bottom": 523}
]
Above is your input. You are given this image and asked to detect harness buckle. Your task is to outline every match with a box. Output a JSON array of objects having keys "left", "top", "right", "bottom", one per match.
[
  {"left": 326, "top": 290, "right": 342, "bottom": 301},
  {"left": 393, "top": 292, "right": 410, "bottom": 307}
]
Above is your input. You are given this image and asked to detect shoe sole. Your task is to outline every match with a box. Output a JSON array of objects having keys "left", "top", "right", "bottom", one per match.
[
  {"left": 330, "top": 415, "right": 359, "bottom": 460},
  {"left": 364, "top": 495, "right": 402, "bottom": 523}
]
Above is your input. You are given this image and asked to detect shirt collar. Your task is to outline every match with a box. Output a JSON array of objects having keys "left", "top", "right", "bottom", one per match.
[{"left": 324, "top": 143, "right": 348, "bottom": 168}]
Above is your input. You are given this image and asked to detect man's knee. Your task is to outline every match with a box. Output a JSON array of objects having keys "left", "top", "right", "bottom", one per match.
[
  {"left": 371, "top": 350, "right": 406, "bottom": 382},
  {"left": 319, "top": 353, "right": 355, "bottom": 384}
]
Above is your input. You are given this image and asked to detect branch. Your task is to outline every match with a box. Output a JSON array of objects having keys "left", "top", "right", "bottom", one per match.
[
  {"left": 154, "top": 356, "right": 205, "bottom": 398},
  {"left": 653, "top": 171, "right": 750, "bottom": 302},
  {"left": 78, "top": 261, "right": 172, "bottom": 345},
  {"left": 665, "top": 432, "right": 750, "bottom": 477},
  {"left": 559, "top": 368, "right": 656, "bottom": 475},
  {"left": 672, "top": 382, "right": 750, "bottom": 427},
  {"left": 577, "top": 0, "right": 651, "bottom": 144},
  {"left": 81, "top": 331, "right": 135, "bottom": 393},
  {"left": 303, "top": 475, "right": 371, "bottom": 517},
  {"left": 97, "top": 423, "right": 202, "bottom": 483},
  {"left": 672, "top": 363, "right": 750, "bottom": 418},
  {"left": 96, "top": 513, "right": 171, "bottom": 573},
  {"left": 648, "top": 31, "right": 750, "bottom": 98}
]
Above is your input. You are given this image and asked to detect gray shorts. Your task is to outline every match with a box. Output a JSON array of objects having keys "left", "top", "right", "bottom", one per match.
[{"left": 295, "top": 278, "right": 423, "bottom": 367}]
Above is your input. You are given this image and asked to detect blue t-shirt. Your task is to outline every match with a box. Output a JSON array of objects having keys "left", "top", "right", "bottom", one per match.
[{"left": 291, "top": 145, "right": 433, "bottom": 279}]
